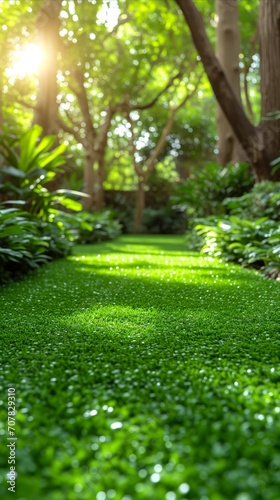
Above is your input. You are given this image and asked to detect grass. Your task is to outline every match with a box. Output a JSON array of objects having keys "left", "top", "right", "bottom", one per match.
[{"left": 0, "top": 234, "right": 280, "bottom": 500}]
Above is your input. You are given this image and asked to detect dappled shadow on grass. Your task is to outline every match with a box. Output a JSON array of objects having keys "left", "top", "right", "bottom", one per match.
[
  {"left": 1, "top": 237, "right": 280, "bottom": 499},
  {"left": 1, "top": 247, "right": 279, "bottom": 369},
  {"left": 75, "top": 234, "right": 194, "bottom": 257}
]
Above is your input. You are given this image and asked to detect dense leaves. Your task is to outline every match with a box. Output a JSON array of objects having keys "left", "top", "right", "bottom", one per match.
[
  {"left": 0, "top": 126, "right": 121, "bottom": 281},
  {"left": 172, "top": 162, "right": 254, "bottom": 218},
  {"left": 194, "top": 181, "right": 280, "bottom": 275}
]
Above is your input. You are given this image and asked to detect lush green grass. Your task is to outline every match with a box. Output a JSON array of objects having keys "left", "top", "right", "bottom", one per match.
[{"left": 1, "top": 235, "right": 280, "bottom": 500}]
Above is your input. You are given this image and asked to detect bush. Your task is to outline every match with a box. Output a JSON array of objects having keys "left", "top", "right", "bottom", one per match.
[
  {"left": 142, "top": 206, "right": 187, "bottom": 234},
  {"left": 178, "top": 171, "right": 280, "bottom": 276},
  {"left": 0, "top": 125, "right": 82, "bottom": 218},
  {"left": 195, "top": 215, "right": 280, "bottom": 274},
  {"left": 172, "top": 162, "right": 254, "bottom": 219},
  {"left": 0, "top": 127, "right": 82, "bottom": 281},
  {"left": 0, "top": 128, "right": 122, "bottom": 282},
  {"left": 224, "top": 181, "right": 280, "bottom": 221},
  {"left": 75, "top": 210, "right": 121, "bottom": 244},
  {"left": 0, "top": 208, "right": 49, "bottom": 282}
]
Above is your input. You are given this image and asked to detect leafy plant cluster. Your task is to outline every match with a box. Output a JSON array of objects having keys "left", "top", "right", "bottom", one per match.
[
  {"left": 173, "top": 163, "right": 280, "bottom": 275},
  {"left": 196, "top": 215, "right": 280, "bottom": 275},
  {"left": 201, "top": 182, "right": 280, "bottom": 275},
  {"left": 142, "top": 171, "right": 188, "bottom": 234},
  {"left": 0, "top": 126, "right": 121, "bottom": 282},
  {"left": 196, "top": 182, "right": 280, "bottom": 274},
  {"left": 75, "top": 210, "right": 121, "bottom": 244},
  {"left": 172, "top": 162, "right": 254, "bottom": 218},
  {"left": 142, "top": 205, "right": 187, "bottom": 234}
]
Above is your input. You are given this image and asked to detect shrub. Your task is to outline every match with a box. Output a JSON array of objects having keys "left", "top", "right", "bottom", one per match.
[
  {"left": 172, "top": 162, "right": 254, "bottom": 219},
  {"left": 0, "top": 125, "right": 82, "bottom": 218},
  {"left": 75, "top": 210, "right": 122, "bottom": 244},
  {"left": 142, "top": 206, "right": 187, "bottom": 234},
  {"left": 195, "top": 215, "right": 280, "bottom": 274},
  {"left": 0, "top": 207, "right": 50, "bottom": 283},
  {"left": 224, "top": 181, "right": 280, "bottom": 221},
  {"left": 0, "top": 126, "right": 85, "bottom": 281}
]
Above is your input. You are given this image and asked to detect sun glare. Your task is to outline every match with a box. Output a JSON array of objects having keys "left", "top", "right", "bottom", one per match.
[{"left": 5, "top": 43, "right": 43, "bottom": 81}]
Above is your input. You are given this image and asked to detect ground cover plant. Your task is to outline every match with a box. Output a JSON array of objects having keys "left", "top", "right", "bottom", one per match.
[
  {"left": 193, "top": 182, "right": 280, "bottom": 276},
  {"left": 0, "top": 235, "right": 280, "bottom": 500}
]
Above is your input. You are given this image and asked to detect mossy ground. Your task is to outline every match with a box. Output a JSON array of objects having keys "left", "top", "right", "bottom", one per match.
[{"left": 0, "top": 235, "right": 280, "bottom": 500}]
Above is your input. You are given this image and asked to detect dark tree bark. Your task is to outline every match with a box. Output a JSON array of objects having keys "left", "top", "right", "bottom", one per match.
[
  {"left": 174, "top": 0, "right": 280, "bottom": 181},
  {"left": 258, "top": 0, "right": 280, "bottom": 170}
]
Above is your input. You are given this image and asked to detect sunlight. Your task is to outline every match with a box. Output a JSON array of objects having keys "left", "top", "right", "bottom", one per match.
[
  {"left": 5, "top": 43, "right": 43, "bottom": 80},
  {"left": 97, "top": 0, "right": 120, "bottom": 30}
]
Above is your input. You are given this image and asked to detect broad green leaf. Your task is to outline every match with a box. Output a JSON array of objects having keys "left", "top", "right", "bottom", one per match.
[
  {"left": 57, "top": 198, "right": 83, "bottom": 211},
  {"left": 0, "top": 166, "right": 26, "bottom": 178},
  {"left": 37, "top": 144, "right": 66, "bottom": 168},
  {"left": 19, "top": 125, "right": 43, "bottom": 172}
]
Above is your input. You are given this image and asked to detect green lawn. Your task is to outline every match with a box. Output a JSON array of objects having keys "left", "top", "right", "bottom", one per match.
[{"left": 1, "top": 235, "right": 280, "bottom": 500}]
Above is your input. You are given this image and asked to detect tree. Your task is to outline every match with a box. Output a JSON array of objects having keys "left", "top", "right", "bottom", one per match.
[
  {"left": 57, "top": 0, "right": 198, "bottom": 209},
  {"left": 33, "top": 0, "right": 62, "bottom": 137},
  {"left": 215, "top": 0, "right": 247, "bottom": 164},
  {"left": 175, "top": 0, "right": 280, "bottom": 181},
  {"left": 125, "top": 71, "right": 200, "bottom": 233}
]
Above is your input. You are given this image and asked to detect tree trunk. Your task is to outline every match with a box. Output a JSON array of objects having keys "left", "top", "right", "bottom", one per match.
[
  {"left": 95, "top": 157, "right": 105, "bottom": 210},
  {"left": 33, "top": 0, "right": 62, "bottom": 136},
  {"left": 83, "top": 154, "right": 106, "bottom": 211},
  {"left": 83, "top": 147, "right": 96, "bottom": 211},
  {"left": 258, "top": 0, "right": 280, "bottom": 169},
  {"left": 94, "top": 106, "right": 115, "bottom": 210},
  {"left": 174, "top": 0, "right": 280, "bottom": 180},
  {"left": 216, "top": 0, "right": 247, "bottom": 164},
  {"left": 133, "top": 178, "right": 145, "bottom": 234},
  {"left": 0, "top": 73, "right": 3, "bottom": 134}
]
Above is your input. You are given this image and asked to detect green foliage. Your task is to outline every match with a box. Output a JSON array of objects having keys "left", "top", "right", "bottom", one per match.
[
  {"left": 172, "top": 162, "right": 254, "bottom": 219},
  {"left": 143, "top": 206, "right": 187, "bottom": 234},
  {"left": 0, "top": 207, "right": 50, "bottom": 282},
  {"left": 0, "top": 126, "right": 85, "bottom": 280},
  {"left": 224, "top": 181, "right": 280, "bottom": 221},
  {"left": 0, "top": 206, "right": 77, "bottom": 283},
  {"left": 75, "top": 210, "right": 122, "bottom": 244},
  {"left": 194, "top": 181, "right": 280, "bottom": 274},
  {"left": 1, "top": 236, "right": 280, "bottom": 499},
  {"left": 0, "top": 125, "right": 82, "bottom": 219},
  {"left": 196, "top": 216, "right": 280, "bottom": 274}
]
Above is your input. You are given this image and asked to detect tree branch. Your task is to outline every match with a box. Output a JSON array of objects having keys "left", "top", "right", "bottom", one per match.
[
  {"left": 70, "top": 69, "right": 97, "bottom": 144},
  {"left": 64, "top": 107, "right": 83, "bottom": 130},
  {"left": 131, "top": 71, "right": 183, "bottom": 110},
  {"left": 174, "top": 0, "right": 257, "bottom": 152},
  {"left": 145, "top": 73, "right": 202, "bottom": 173},
  {"left": 96, "top": 105, "right": 116, "bottom": 153},
  {"left": 125, "top": 112, "right": 143, "bottom": 177},
  {"left": 17, "top": 99, "right": 38, "bottom": 111},
  {"left": 58, "top": 117, "right": 83, "bottom": 144},
  {"left": 103, "top": 14, "right": 132, "bottom": 41}
]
